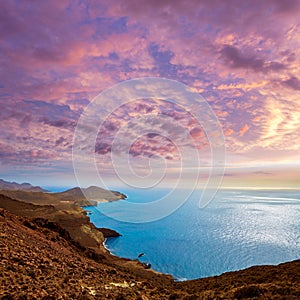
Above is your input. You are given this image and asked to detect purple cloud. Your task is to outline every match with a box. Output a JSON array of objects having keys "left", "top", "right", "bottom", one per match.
[
  {"left": 220, "top": 45, "right": 286, "bottom": 72},
  {"left": 0, "top": 0, "right": 299, "bottom": 185},
  {"left": 282, "top": 76, "right": 300, "bottom": 91}
]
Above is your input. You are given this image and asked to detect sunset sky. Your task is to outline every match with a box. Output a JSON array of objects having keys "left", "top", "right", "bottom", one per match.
[{"left": 0, "top": 0, "right": 299, "bottom": 189}]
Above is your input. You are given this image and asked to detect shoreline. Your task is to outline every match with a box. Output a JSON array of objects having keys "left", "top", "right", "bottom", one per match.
[
  {"left": 102, "top": 237, "right": 117, "bottom": 257},
  {"left": 100, "top": 226, "right": 300, "bottom": 282},
  {"left": 1, "top": 193, "right": 300, "bottom": 298},
  {"left": 80, "top": 204, "right": 300, "bottom": 284},
  {"left": 1, "top": 187, "right": 299, "bottom": 282},
  {"left": 84, "top": 189, "right": 300, "bottom": 282}
]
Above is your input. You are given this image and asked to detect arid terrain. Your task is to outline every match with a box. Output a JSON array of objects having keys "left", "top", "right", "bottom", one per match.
[{"left": 0, "top": 185, "right": 299, "bottom": 299}]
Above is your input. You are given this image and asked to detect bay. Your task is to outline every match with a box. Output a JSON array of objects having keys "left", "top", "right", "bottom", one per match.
[{"left": 85, "top": 189, "right": 300, "bottom": 280}]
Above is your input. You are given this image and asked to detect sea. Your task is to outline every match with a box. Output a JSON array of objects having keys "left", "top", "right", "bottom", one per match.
[{"left": 84, "top": 189, "right": 300, "bottom": 280}]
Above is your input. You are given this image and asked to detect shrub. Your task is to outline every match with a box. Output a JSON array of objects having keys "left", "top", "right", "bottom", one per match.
[{"left": 234, "top": 285, "right": 264, "bottom": 299}]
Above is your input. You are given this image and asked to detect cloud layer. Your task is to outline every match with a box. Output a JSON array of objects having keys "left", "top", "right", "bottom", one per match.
[{"left": 0, "top": 0, "right": 299, "bottom": 186}]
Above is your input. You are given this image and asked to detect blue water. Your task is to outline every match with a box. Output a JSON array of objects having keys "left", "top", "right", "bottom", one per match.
[
  {"left": 85, "top": 189, "right": 300, "bottom": 280},
  {"left": 42, "top": 186, "right": 73, "bottom": 192}
]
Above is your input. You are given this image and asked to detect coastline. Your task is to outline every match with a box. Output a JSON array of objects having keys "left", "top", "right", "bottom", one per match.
[
  {"left": 3, "top": 185, "right": 298, "bottom": 281},
  {"left": 88, "top": 208, "right": 300, "bottom": 282},
  {"left": 83, "top": 188, "right": 300, "bottom": 281},
  {"left": 103, "top": 238, "right": 112, "bottom": 254},
  {"left": 90, "top": 211, "right": 165, "bottom": 276},
  {"left": 1, "top": 191, "right": 300, "bottom": 298},
  {"left": 84, "top": 204, "right": 172, "bottom": 278}
]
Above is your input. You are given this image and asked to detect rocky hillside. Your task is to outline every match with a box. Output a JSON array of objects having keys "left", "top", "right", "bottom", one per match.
[
  {"left": 0, "top": 194, "right": 107, "bottom": 253},
  {"left": 0, "top": 208, "right": 173, "bottom": 299}
]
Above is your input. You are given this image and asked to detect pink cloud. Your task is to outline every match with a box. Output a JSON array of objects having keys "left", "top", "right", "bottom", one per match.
[{"left": 239, "top": 124, "right": 250, "bottom": 137}]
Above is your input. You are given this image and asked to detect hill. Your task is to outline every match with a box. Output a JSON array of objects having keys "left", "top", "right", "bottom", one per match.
[
  {"left": 0, "top": 207, "right": 173, "bottom": 299},
  {"left": 0, "top": 194, "right": 106, "bottom": 252},
  {"left": 0, "top": 185, "right": 126, "bottom": 207},
  {"left": 0, "top": 178, "right": 47, "bottom": 192},
  {"left": 55, "top": 186, "right": 127, "bottom": 205}
]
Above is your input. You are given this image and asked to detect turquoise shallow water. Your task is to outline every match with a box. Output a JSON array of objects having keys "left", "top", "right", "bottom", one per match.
[{"left": 85, "top": 189, "right": 300, "bottom": 280}]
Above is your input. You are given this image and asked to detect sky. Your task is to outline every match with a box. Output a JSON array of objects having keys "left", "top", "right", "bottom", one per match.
[{"left": 0, "top": 0, "right": 299, "bottom": 189}]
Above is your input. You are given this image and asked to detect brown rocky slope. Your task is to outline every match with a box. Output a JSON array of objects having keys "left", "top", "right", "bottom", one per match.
[{"left": 0, "top": 208, "right": 174, "bottom": 299}]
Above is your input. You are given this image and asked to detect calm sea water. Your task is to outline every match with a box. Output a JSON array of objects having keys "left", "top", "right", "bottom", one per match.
[{"left": 85, "top": 189, "right": 300, "bottom": 280}]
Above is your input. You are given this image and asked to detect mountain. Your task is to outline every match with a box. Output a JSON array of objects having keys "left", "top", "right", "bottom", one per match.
[
  {"left": 0, "top": 179, "right": 48, "bottom": 192},
  {"left": 0, "top": 185, "right": 126, "bottom": 207},
  {"left": 56, "top": 186, "right": 126, "bottom": 203}
]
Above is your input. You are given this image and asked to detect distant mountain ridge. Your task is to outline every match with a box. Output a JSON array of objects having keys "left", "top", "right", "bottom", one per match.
[
  {"left": 0, "top": 180, "right": 126, "bottom": 207},
  {"left": 0, "top": 179, "right": 48, "bottom": 192}
]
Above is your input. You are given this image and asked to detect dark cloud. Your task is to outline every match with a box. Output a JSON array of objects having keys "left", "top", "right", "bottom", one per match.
[
  {"left": 95, "top": 143, "right": 111, "bottom": 155},
  {"left": 11, "top": 100, "right": 79, "bottom": 129},
  {"left": 146, "top": 133, "right": 160, "bottom": 139},
  {"left": 221, "top": 45, "right": 286, "bottom": 72},
  {"left": 104, "top": 121, "right": 118, "bottom": 132},
  {"left": 55, "top": 137, "right": 68, "bottom": 147},
  {"left": 39, "top": 117, "right": 76, "bottom": 129},
  {"left": 109, "top": 52, "right": 119, "bottom": 60},
  {"left": 282, "top": 76, "right": 300, "bottom": 91}
]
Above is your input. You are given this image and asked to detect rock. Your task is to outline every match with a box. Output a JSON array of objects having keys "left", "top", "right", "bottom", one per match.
[{"left": 97, "top": 228, "right": 121, "bottom": 238}]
